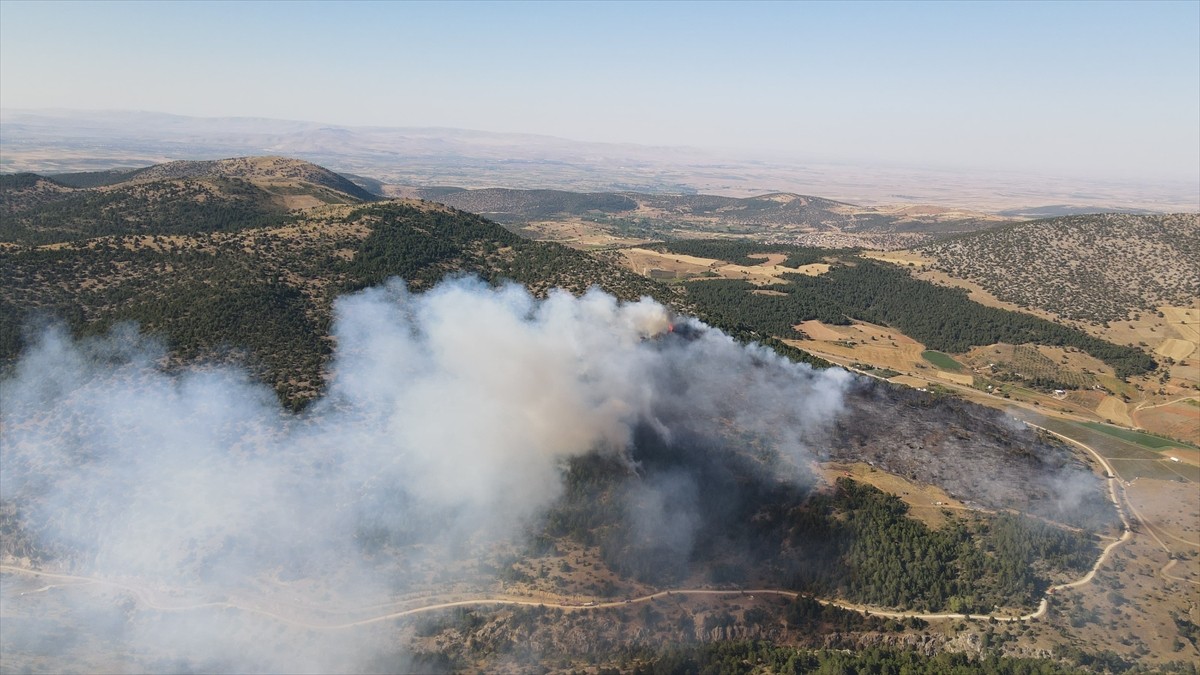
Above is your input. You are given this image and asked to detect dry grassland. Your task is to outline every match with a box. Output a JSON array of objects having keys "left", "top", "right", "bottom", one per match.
[
  {"left": 888, "top": 374, "right": 932, "bottom": 389},
  {"left": 786, "top": 321, "right": 928, "bottom": 373},
  {"left": 794, "top": 320, "right": 845, "bottom": 342},
  {"left": 518, "top": 218, "right": 653, "bottom": 249},
  {"left": 274, "top": 194, "right": 327, "bottom": 210},
  {"left": 861, "top": 250, "right": 933, "bottom": 267},
  {"left": 819, "top": 461, "right": 966, "bottom": 528},
  {"left": 1066, "top": 390, "right": 1108, "bottom": 409},
  {"left": 618, "top": 248, "right": 830, "bottom": 285},
  {"left": 1162, "top": 306, "right": 1200, "bottom": 343},
  {"left": 1041, "top": 532, "right": 1200, "bottom": 665},
  {"left": 619, "top": 248, "right": 717, "bottom": 278},
  {"left": 1126, "top": 477, "right": 1200, "bottom": 554},
  {"left": 1099, "top": 303, "right": 1199, "bottom": 366},
  {"left": 1156, "top": 338, "right": 1196, "bottom": 361},
  {"left": 1097, "top": 397, "right": 1135, "bottom": 427},
  {"left": 935, "top": 371, "right": 974, "bottom": 386},
  {"left": 746, "top": 253, "right": 788, "bottom": 266}
]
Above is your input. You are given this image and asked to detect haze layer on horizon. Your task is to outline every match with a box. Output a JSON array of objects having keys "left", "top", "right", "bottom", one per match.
[{"left": 1, "top": 0, "right": 1198, "bottom": 187}]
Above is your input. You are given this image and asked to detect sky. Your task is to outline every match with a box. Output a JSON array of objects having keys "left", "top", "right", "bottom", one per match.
[{"left": 1, "top": 0, "right": 1198, "bottom": 182}]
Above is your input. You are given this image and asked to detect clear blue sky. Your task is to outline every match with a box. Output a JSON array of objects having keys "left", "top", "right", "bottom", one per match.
[{"left": 2, "top": 0, "right": 1197, "bottom": 182}]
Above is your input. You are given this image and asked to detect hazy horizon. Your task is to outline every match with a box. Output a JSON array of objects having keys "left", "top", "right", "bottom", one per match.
[{"left": 2, "top": 1, "right": 1198, "bottom": 186}]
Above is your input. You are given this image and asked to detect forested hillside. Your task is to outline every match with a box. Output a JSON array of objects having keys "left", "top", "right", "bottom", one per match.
[
  {"left": 0, "top": 175, "right": 292, "bottom": 244},
  {"left": 678, "top": 253, "right": 1156, "bottom": 378},
  {"left": 0, "top": 199, "right": 675, "bottom": 409}
]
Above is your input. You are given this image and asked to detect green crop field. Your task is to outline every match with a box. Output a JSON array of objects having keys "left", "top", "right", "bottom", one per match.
[
  {"left": 1079, "top": 422, "right": 1193, "bottom": 450},
  {"left": 921, "top": 350, "right": 964, "bottom": 371}
]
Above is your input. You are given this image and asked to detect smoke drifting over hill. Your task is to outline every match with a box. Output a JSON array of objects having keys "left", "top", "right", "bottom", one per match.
[{"left": 0, "top": 277, "right": 853, "bottom": 673}]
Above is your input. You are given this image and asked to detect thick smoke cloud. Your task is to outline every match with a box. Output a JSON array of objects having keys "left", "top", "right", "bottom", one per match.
[{"left": 0, "top": 277, "right": 853, "bottom": 673}]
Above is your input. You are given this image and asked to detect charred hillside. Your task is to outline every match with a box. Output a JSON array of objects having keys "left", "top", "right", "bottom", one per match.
[
  {"left": 532, "top": 339, "right": 1110, "bottom": 614},
  {"left": 830, "top": 379, "right": 1115, "bottom": 530}
]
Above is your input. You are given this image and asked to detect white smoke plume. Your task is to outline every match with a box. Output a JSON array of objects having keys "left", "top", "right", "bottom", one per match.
[{"left": 0, "top": 277, "right": 853, "bottom": 673}]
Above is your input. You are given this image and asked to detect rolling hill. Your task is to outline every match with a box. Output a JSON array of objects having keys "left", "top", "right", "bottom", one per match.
[
  {"left": 7, "top": 156, "right": 1194, "bottom": 674},
  {"left": 0, "top": 158, "right": 676, "bottom": 408},
  {"left": 0, "top": 157, "right": 383, "bottom": 246},
  {"left": 916, "top": 213, "right": 1199, "bottom": 324},
  {"left": 409, "top": 186, "right": 1008, "bottom": 247}
]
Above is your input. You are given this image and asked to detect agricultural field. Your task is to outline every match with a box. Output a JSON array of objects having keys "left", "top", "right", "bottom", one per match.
[
  {"left": 786, "top": 320, "right": 929, "bottom": 374},
  {"left": 1017, "top": 413, "right": 1199, "bottom": 483},
  {"left": 963, "top": 344, "right": 1103, "bottom": 391},
  {"left": 1078, "top": 421, "right": 1193, "bottom": 450},
  {"left": 921, "top": 350, "right": 964, "bottom": 372},
  {"left": 511, "top": 217, "right": 654, "bottom": 250},
  {"left": 614, "top": 246, "right": 830, "bottom": 285},
  {"left": 1096, "top": 397, "right": 1135, "bottom": 427}
]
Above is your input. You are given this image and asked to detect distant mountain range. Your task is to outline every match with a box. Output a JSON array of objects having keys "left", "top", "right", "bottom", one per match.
[
  {"left": 400, "top": 186, "right": 1006, "bottom": 243},
  {"left": 4, "top": 109, "right": 1196, "bottom": 213}
]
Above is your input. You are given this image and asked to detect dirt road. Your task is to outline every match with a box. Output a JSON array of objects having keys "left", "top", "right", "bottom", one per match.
[{"left": 2, "top": 420, "right": 1161, "bottom": 631}]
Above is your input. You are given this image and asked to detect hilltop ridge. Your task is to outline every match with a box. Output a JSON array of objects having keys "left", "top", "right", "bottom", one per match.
[
  {"left": 0, "top": 157, "right": 378, "bottom": 245},
  {"left": 128, "top": 156, "right": 378, "bottom": 203}
]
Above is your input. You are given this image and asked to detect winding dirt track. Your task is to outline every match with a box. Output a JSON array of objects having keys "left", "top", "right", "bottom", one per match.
[
  {"left": 7, "top": 421, "right": 1186, "bottom": 631},
  {"left": 1133, "top": 395, "right": 1199, "bottom": 412},
  {"left": 1026, "top": 424, "right": 1198, "bottom": 586},
  {"left": 0, "top": 566, "right": 1052, "bottom": 629}
]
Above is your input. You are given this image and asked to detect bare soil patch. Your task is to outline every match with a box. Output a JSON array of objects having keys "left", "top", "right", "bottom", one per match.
[
  {"left": 1126, "top": 479, "right": 1200, "bottom": 548},
  {"left": 619, "top": 248, "right": 831, "bottom": 285},
  {"left": 618, "top": 248, "right": 718, "bottom": 279},
  {"left": 861, "top": 250, "right": 934, "bottom": 267},
  {"left": 713, "top": 261, "right": 829, "bottom": 285},
  {"left": 1132, "top": 403, "right": 1200, "bottom": 447}
]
